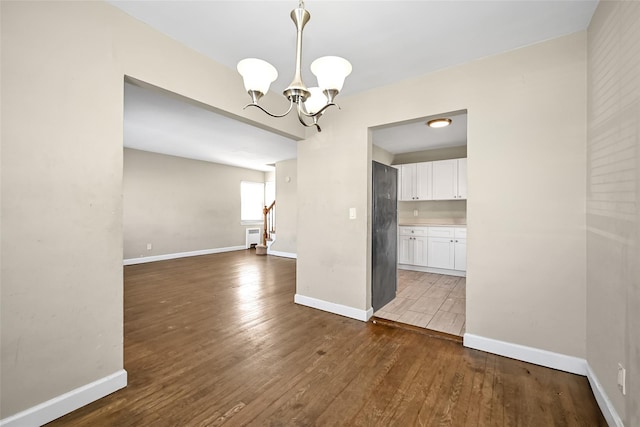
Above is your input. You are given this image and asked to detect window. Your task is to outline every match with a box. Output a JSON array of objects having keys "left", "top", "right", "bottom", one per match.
[{"left": 241, "top": 181, "right": 264, "bottom": 223}]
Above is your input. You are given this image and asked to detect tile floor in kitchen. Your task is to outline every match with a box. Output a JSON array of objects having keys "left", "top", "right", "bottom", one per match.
[{"left": 375, "top": 270, "right": 466, "bottom": 336}]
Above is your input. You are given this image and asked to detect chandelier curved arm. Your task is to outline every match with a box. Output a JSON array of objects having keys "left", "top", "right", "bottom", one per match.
[
  {"left": 242, "top": 99, "right": 295, "bottom": 118},
  {"left": 295, "top": 104, "right": 322, "bottom": 132},
  {"left": 297, "top": 101, "right": 340, "bottom": 119}
]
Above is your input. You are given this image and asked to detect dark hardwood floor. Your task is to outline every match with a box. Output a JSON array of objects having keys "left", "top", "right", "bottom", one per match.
[{"left": 47, "top": 250, "right": 605, "bottom": 426}]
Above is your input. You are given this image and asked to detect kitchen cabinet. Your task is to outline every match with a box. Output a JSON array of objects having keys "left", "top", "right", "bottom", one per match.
[
  {"left": 399, "top": 163, "right": 432, "bottom": 201},
  {"left": 457, "top": 158, "right": 467, "bottom": 199},
  {"left": 454, "top": 239, "right": 466, "bottom": 271},
  {"left": 398, "top": 227, "right": 428, "bottom": 266},
  {"left": 392, "top": 165, "right": 402, "bottom": 199},
  {"left": 427, "top": 237, "right": 455, "bottom": 269},
  {"left": 432, "top": 158, "right": 467, "bottom": 200},
  {"left": 399, "top": 226, "right": 466, "bottom": 274}
]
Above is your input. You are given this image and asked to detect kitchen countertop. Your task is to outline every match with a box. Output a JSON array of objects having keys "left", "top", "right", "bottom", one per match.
[{"left": 398, "top": 219, "right": 466, "bottom": 227}]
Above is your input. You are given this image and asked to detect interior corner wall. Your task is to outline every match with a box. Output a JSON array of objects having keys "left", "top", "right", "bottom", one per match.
[
  {"left": 297, "top": 31, "right": 588, "bottom": 358},
  {"left": 587, "top": 1, "right": 640, "bottom": 424},
  {"left": 270, "top": 159, "right": 298, "bottom": 255},
  {"left": 372, "top": 144, "right": 394, "bottom": 165},
  {"left": 123, "top": 149, "right": 265, "bottom": 260},
  {"left": 0, "top": 0, "right": 303, "bottom": 420},
  {"left": 392, "top": 145, "right": 468, "bottom": 165}
]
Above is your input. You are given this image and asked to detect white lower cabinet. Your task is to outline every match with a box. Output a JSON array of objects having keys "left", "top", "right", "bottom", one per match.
[
  {"left": 454, "top": 239, "right": 467, "bottom": 271},
  {"left": 399, "top": 234, "right": 428, "bottom": 266},
  {"left": 427, "top": 237, "right": 455, "bottom": 269},
  {"left": 399, "top": 226, "right": 466, "bottom": 274}
]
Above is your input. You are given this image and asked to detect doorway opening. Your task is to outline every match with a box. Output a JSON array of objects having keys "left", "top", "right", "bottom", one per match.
[{"left": 371, "top": 110, "right": 468, "bottom": 337}]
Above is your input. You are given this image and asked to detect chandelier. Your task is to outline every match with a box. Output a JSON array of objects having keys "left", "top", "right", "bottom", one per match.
[{"left": 237, "top": 1, "right": 352, "bottom": 132}]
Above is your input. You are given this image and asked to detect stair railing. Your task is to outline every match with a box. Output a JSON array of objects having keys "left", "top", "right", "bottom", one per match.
[{"left": 262, "top": 201, "right": 276, "bottom": 246}]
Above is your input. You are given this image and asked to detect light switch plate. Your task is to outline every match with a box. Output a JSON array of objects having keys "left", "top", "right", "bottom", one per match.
[
  {"left": 349, "top": 208, "right": 356, "bottom": 219},
  {"left": 618, "top": 363, "right": 626, "bottom": 395}
]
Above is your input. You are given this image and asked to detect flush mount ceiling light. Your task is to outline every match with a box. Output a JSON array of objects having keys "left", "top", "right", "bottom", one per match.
[
  {"left": 427, "top": 118, "right": 453, "bottom": 128},
  {"left": 237, "top": 1, "right": 352, "bottom": 132}
]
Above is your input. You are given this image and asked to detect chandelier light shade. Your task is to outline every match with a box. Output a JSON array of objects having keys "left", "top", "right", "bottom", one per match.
[
  {"left": 311, "top": 56, "right": 352, "bottom": 93},
  {"left": 304, "top": 87, "right": 328, "bottom": 115},
  {"left": 237, "top": 1, "right": 352, "bottom": 132},
  {"left": 237, "top": 58, "right": 278, "bottom": 98}
]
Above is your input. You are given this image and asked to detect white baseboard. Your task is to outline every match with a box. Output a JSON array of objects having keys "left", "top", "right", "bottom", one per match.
[
  {"left": 398, "top": 264, "right": 466, "bottom": 277},
  {"left": 124, "top": 246, "right": 246, "bottom": 265},
  {"left": 0, "top": 369, "right": 127, "bottom": 427},
  {"left": 586, "top": 364, "right": 624, "bottom": 427},
  {"left": 267, "top": 250, "right": 297, "bottom": 259},
  {"left": 294, "top": 294, "right": 372, "bottom": 322},
  {"left": 463, "top": 333, "right": 587, "bottom": 375}
]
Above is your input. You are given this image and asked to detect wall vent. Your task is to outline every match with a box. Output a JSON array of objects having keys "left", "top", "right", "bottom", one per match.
[{"left": 246, "top": 228, "right": 261, "bottom": 248}]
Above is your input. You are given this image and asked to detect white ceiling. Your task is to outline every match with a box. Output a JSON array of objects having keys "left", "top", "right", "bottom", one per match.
[
  {"left": 113, "top": 0, "right": 598, "bottom": 167},
  {"left": 124, "top": 82, "right": 297, "bottom": 172},
  {"left": 372, "top": 111, "right": 468, "bottom": 154}
]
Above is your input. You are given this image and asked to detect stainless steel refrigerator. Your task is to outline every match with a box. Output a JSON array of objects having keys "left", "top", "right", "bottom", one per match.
[{"left": 372, "top": 161, "right": 398, "bottom": 312}]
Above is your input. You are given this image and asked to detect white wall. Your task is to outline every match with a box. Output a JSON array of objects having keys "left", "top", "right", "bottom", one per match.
[
  {"left": 1, "top": 0, "right": 302, "bottom": 419},
  {"left": 298, "top": 32, "right": 588, "bottom": 358},
  {"left": 123, "top": 149, "right": 265, "bottom": 260},
  {"left": 587, "top": 1, "right": 640, "bottom": 424}
]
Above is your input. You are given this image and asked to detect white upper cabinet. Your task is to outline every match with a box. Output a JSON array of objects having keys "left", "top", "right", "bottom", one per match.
[
  {"left": 399, "top": 164, "right": 415, "bottom": 201},
  {"left": 399, "top": 163, "right": 432, "bottom": 201},
  {"left": 398, "top": 158, "right": 465, "bottom": 201},
  {"left": 415, "top": 162, "right": 433, "bottom": 200},
  {"left": 457, "top": 158, "right": 467, "bottom": 199},
  {"left": 432, "top": 158, "right": 466, "bottom": 200}
]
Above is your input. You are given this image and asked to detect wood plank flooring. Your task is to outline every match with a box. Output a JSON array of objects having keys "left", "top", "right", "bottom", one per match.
[{"left": 46, "top": 250, "right": 605, "bottom": 426}]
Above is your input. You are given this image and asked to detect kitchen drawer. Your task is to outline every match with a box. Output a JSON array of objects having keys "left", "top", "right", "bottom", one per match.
[
  {"left": 399, "top": 226, "right": 428, "bottom": 236},
  {"left": 454, "top": 228, "right": 467, "bottom": 238},
  {"left": 428, "top": 227, "right": 454, "bottom": 238}
]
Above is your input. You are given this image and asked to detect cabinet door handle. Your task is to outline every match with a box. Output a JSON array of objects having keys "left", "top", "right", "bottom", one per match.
[{"left": 450, "top": 240, "right": 453, "bottom": 242}]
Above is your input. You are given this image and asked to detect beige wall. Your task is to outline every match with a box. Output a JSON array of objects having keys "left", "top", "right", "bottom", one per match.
[
  {"left": 372, "top": 145, "right": 394, "bottom": 165},
  {"left": 393, "top": 145, "right": 467, "bottom": 165},
  {"left": 587, "top": 1, "right": 640, "bottom": 424},
  {"left": 270, "top": 159, "right": 298, "bottom": 255},
  {"left": 123, "top": 149, "right": 265, "bottom": 259},
  {"left": 6, "top": 0, "right": 635, "bottom": 422},
  {"left": 0, "top": 0, "right": 302, "bottom": 418},
  {"left": 398, "top": 200, "right": 467, "bottom": 224},
  {"left": 298, "top": 32, "right": 587, "bottom": 358}
]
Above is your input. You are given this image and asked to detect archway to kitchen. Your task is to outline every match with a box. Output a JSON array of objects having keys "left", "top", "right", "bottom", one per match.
[{"left": 371, "top": 109, "right": 468, "bottom": 338}]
